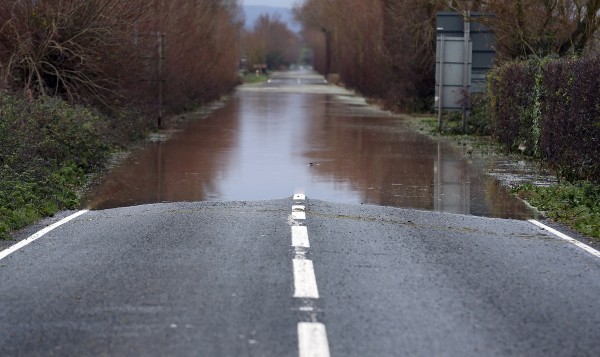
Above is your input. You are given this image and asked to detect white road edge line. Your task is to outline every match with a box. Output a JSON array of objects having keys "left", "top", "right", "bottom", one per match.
[
  {"left": 529, "top": 219, "right": 600, "bottom": 259},
  {"left": 298, "top": 322, "right": 331, "bottom": 357},
  {"left": 0, "top": 210, "right": 89, "bottom": 261},
  {"left": 293, "top": 259, "right": 320, "bottom": 299}
]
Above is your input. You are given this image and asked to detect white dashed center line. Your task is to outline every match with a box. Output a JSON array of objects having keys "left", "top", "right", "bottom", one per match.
[
  {"left": 298, "top": 322, "right": 331, "bottom": 357},
  {"left": 292, "top": 205, "right": 307, "bottom": 220},
  {"left": 293, "top": 259, "right": 320, "bottom": 299},
  {"left": 291, "top": 193, "right": 331, "bottom": 357},
  {"left": 292, "top": 226, "right": 310, "bottom": 248}
]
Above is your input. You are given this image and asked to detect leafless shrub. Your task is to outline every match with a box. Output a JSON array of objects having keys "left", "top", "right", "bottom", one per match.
[
  {"left": 243, "top": 14, "right": 301, "bottom": 71},
  {"left": 0, "top": 0, "right": 155, "bottom": 108},
  {"left": 0, "top": 0, "right": 242, "bottom": 115}
]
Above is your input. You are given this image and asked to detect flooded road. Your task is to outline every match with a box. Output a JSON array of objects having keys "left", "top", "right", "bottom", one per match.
[{"left": 85, "top": 71, "right": 534, "bottom": 219}]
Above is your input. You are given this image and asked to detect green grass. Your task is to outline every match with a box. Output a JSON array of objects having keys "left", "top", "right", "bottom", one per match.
[
  {"left": 410, "top": 114, "right": 600, "bottom": 241},
  {"left": 242, "top": 73, "right": 269, "bottom": 84},
  {"left": 514, "top": 182, "right": 600, "bottom": 241},
  {"left": 0, "top": 94, "right": 114, "bottom": 239}
]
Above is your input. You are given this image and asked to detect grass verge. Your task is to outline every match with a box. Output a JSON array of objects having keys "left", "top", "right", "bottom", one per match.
[
  {"left": 242, "top": 72, "right": 269, "bottom": 84},
  {"left": 514, "top": 183, "right": 600, "bottom": 241},
  {"left": 0, "top": 94, "right": 117, "bottom": 240},
  {"left": 406, "top": 113, "right": 600, "bottom": 241}
]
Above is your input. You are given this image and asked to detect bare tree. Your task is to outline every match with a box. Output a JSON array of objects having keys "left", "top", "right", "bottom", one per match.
[
  {"left": 436, "top": 0, "right": 600, "bottom": 58},
  {"left": 243, "top": 14, "right": 301, "bottom": 71},
  {"left": 0, "top": 0, "right": 155, "bottom": 106},
  {"left": 0, "top": 0, "right": 242, "bottom": 115}
]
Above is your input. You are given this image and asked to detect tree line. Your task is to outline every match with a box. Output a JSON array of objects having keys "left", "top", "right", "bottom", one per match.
[
  {"left": 0, "top": 0, "right": 242, "bottom": 116},
  {"left": 294, "top": 0, "right": 600, "bottom": 111},
  {"left": 242, "top": 13, "right": 301, "bottom": 72},
  {"left": 0, "top": 0, "right": 244, "bottom": 238}
]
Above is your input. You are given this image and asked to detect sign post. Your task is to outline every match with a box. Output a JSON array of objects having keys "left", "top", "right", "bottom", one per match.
[
  {"left": 462, "top": 12, "right": 470, "bottom": 132},
  {"left": 435, "top": 12, "right": 495, "bottom": 132}
]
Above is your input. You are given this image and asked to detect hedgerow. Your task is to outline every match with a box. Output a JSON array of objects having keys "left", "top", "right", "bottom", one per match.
[{"left": 488, "top": 57, "right": 600, "bottom": 182}]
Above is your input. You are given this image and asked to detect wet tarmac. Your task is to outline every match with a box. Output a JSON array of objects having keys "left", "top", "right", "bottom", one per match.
[{"left": 85, "top": 71, "right": 537, "bottom": 219}]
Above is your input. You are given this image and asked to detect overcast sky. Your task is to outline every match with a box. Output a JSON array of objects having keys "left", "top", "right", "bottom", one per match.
[{"left": 241, "top": 0, "right": 302, "bottom": 9}]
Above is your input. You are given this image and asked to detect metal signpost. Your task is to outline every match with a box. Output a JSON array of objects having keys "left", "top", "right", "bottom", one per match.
[
  {"left": 435, "top": 12, "right": 496, "bottom": 132},
  {"left": 435, "top": 36, "right": 472, "bottom": 130}
]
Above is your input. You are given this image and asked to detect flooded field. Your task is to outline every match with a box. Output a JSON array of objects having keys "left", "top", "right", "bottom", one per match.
[{"left": 85, "top": 71, "right": 537, "bottom": 219}]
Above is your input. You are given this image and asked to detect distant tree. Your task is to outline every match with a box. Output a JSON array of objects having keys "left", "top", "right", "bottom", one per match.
[
  {"left": 0, "top": 0, "right": 242, "bottom": 112},
  {"left": 243, "top": 14, "right": 300, "bottom": 71},
  {"left": 152, "top": 0, "right": 243, "bottom": 109},
  {"left": 293, "top": 0, "right": 336, "bottom": 75},
  {"left": 294, "top": 0, "right": 600, "bottom": 112},
  {"left": 295, "top": 0, "right": 442, "bottom": 110},
  {"left": 0, "top": 0, "right": 152, "bottom": 105},
  {"left": 437, "top": 0, "right": 600, "bottom": 58}
]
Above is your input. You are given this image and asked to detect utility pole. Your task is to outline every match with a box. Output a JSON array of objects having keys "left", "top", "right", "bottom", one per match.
[
  {"left": 157, "top": 32, "right": 165, "bottom": 129},
  {"left": 322, "top": 28, "right": 332, "bottom": 78}
]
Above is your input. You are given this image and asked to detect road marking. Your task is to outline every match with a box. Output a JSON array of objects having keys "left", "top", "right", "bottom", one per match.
[
  {"left": 292, "top": 211, "right": 307, "bottom": 220},
  {"left": 290, "top": 193, "right": 331, "bottom": 356},
  {"left": 292, "top": 226, "right": 310, "bottom": 248},
  {"left": 0, "top": 210, "right": 89, "bottom": 261},
  {"left": 293, "top": 259, "right": 320, "bottom": 298},
  {"left": 299, "top": 306, "right": 315, "bottom": 312},
  {"left": 529, "top": 220, "right": 600, "bottom": 259},
  {"left": 298, "top": 322, "right": 331, "bottom": 357}
]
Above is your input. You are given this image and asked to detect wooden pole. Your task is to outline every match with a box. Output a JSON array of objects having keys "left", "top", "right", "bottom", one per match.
[{"left": 157, "top": 32, "right": 165, "bottom": 129}]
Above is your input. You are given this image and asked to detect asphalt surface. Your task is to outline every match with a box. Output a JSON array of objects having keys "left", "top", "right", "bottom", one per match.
[{"left": 1, "top": 198, "right": 600, "bottom": 356}]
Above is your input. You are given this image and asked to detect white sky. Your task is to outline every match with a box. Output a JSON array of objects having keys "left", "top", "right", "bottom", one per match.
[{"left": 241, "top": 0, "right": 302, "bottom": 9}]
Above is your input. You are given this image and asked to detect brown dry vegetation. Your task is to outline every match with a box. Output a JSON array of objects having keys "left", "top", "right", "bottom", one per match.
[
  {"left": 0, "top": 0, "right": 242, "bottom": 115},
  {"left": 0, "top": 0, "right": 243, "bottom": 239},
  {"left": 294, "top": 0, "right": 600, "bottom": 111},
  {"left": 242, "top": 14, "right": 301, "bottom": 71}
]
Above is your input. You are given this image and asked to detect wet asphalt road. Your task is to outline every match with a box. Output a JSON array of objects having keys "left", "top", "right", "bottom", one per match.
[{"left": 1, "top": 198, "right": 600, "bottom": 356}]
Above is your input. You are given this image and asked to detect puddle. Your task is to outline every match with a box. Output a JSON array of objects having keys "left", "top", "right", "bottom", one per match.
[{"left": 84, "top": 71, "right": 539, "bottom": 219}]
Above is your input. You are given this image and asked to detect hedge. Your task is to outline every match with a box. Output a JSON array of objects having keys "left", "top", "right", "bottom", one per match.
[{"left": 488, "top": 57, "right": 600, "bottom": 182}]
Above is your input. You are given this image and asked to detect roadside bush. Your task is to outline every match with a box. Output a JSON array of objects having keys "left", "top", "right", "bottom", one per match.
[
  {"left": 433, "top": 93, "right": 492, "bottom": 136},
  {"left": 540, "top": 57, "right": 600, "bottom": 181},
  {"left": 488, "top": 61, "right": 538, "bottom": 155},
  {"left": 488, "top": 57, "right": 600, "bottom": 182},
  {"left": 467, "top": 93, "right": 491, "bottom": 135},
  {"left": 0, "top": 94, "right": 112, "bottom": 239},
  {"left": 0, "top": 0, "right": 151, "bottom": 107}
]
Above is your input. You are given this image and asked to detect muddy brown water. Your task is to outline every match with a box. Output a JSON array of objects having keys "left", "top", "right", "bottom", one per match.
[{"left": 85, "top": 72, "right": 535, "bottom": 219}]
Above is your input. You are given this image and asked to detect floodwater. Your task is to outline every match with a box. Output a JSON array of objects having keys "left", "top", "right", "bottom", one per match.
[{"left": 85, "top": 71, "right": 535, "bottom": 219}]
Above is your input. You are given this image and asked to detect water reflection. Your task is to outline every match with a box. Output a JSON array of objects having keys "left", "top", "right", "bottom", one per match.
[
  {"left": 85, "top": 101, "right": 241, "bottom": 209},
  {"left": 85, "top": 73, "right": 534, "bottom": 219}
]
